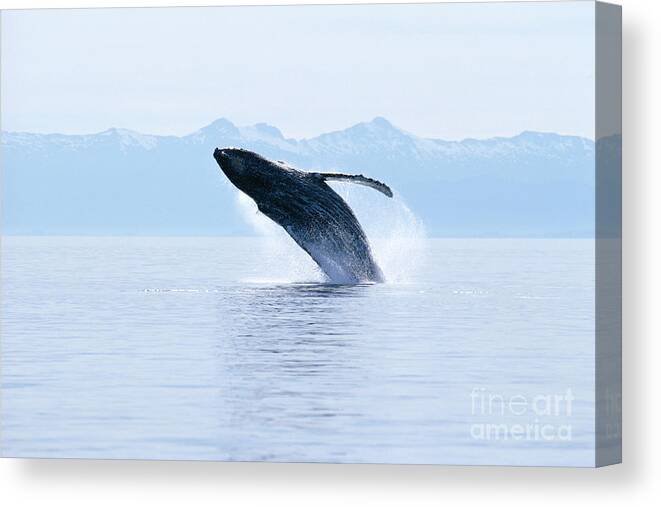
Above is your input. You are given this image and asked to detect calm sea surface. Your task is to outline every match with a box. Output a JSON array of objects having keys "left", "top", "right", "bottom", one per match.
[{"left": 1, "top": 236, "right": 595, "bottom": 465}]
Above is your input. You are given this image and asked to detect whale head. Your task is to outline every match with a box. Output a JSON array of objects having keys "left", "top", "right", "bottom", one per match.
[{"left": 213, "top": 147, "right": 281, "bottom": 198}]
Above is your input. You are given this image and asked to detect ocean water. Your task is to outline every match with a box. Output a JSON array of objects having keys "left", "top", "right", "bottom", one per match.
[{"left": 0, "top": 235, "right": 595, "bottom": 466}]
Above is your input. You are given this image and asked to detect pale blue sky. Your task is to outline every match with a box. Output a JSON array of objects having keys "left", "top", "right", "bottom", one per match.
[{"left": 1, "top": 2, "right": 595, "bottom": 140}]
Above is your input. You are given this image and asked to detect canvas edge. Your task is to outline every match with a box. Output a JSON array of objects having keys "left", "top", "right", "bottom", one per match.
[{"left": 594, "top": 0, "right": 622, "bottom": 468}]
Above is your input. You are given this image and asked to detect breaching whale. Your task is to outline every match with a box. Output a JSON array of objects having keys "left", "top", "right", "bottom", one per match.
[{"left": 213, "top": 148, "right": 393, "bottom": 283}]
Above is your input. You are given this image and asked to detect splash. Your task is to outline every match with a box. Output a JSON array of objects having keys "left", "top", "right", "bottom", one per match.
[
  {"left": 234, "top": 183, "right": 427, "bottom": 284},
  {"left": 328, "top": 182, "right": 427, "bottom": 284},
  {"left": 235, "top": 191, "right": 324, "bottom": 283}
]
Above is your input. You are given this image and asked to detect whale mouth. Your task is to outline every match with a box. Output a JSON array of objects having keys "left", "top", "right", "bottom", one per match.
[
  {"left": 214, "top": 148, "right": 249, "bottom": 182},
  {"left": 213, "top": 148, "right": 229, "bottom": 162},
  {"left": 213, "top": 148, "right": 234, "bottom": 175}
]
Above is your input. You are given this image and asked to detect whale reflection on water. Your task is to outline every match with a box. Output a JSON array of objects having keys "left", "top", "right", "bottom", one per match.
[{"left": 1, "top": 236, "right": 596, "bottom": 465}]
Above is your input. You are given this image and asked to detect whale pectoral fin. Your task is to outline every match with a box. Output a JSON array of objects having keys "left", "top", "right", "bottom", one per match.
[{"left": 315, "top": 172, "right": 393, "bottom": 198}]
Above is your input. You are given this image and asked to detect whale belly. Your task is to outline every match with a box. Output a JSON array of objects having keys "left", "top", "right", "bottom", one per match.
[
  {"left": 284, "top": 222, "right": 384, "bottom": 284},
  {"left": 255, "top": 177, "right": 385, "bottom": 283}
]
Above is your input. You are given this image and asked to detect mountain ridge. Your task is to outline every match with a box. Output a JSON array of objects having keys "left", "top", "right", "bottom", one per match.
[
  {"left": 1, "top": 116, "right": 594, "bottom": 149},
  {"left": 1, "top": 117, "right": 605, "bottom": 237}
]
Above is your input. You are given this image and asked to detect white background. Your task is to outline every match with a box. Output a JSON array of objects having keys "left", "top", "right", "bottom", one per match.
[{"left": 1, "top": 0, "right": 658, "bottom": 505}]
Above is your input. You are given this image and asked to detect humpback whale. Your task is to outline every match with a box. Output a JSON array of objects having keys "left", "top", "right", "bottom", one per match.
[{"left": 213, "top": 148, "right": 393, "bottom": 283}]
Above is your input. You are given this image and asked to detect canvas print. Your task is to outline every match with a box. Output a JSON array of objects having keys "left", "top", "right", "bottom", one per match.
[{"left": 0, "top": 2, "right": 621, "bottom": 466}]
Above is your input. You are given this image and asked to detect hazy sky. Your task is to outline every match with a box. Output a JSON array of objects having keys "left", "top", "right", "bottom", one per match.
[{"left": 1, "top": 2, "right": 595, "bottom": 140}]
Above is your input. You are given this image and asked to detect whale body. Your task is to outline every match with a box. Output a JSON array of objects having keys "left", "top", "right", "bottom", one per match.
[{"left": 213, "top": 148, "right": 393, "bottom": 283}]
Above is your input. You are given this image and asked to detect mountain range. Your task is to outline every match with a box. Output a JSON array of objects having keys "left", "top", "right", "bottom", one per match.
[{"left": 1, "top": 117, "right": 602, "bottom": 237}]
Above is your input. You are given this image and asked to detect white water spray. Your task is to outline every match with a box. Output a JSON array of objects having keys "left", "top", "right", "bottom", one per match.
[
  {"left": 235, "top": 191, "right": 324, "bottom": 283},
  {"left": 329, "top": 182, "right": 427, "bottom": 284},
  {"left": 234, "top": 183, "right": 427, "bottom": 284}
]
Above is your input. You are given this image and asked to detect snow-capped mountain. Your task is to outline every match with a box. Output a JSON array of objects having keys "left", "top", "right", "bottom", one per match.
[{"left": 1, "top": 117, "right": 608, "bottom": 236}]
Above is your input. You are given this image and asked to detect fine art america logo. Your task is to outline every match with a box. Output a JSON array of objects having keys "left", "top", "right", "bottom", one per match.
[{"left": 469, "top": 387, "right": 574, "bottom": 442}]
